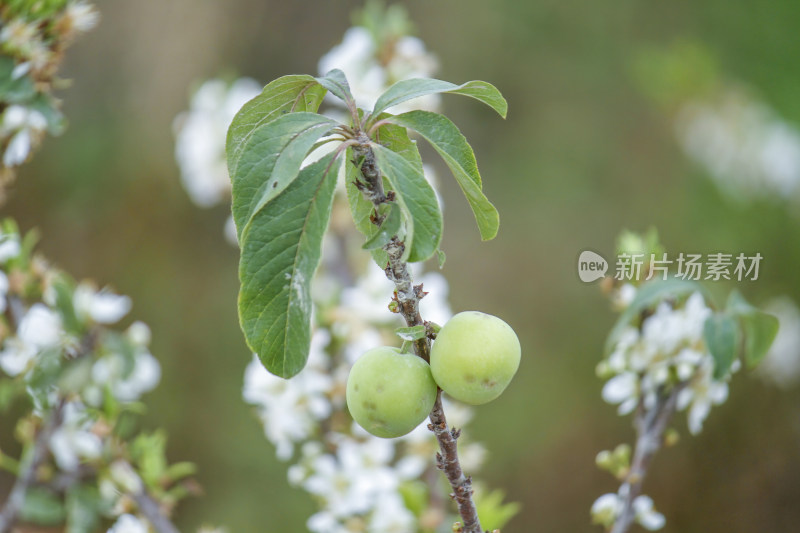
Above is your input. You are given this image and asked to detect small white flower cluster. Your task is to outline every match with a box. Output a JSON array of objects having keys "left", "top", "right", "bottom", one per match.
[
  {"left": 173, "top": 78, "right": 261, "bottom": 209},
  {"left": 318, "top": 26, "right": 439, "bottom": 113},
  {"left": 591, "top": 491, "right": 665, "bottom": 531},
  {"left": 676, "top": 89, "right": 800, "bottom": 203},
  {"left": 599, "top": 290, "right": 734, "bottom": 435},
  {"left": 0, "top": 243, "right": 159, "bottom": 409},
  {"left": 0, "top": 105, "right": 48, "bottom": 167},
  {"left": 0, "top": 220, "right": 202, "bottom": 531},
  {"left": 0, "top": 1, "right": 99, "bottom": 171}
]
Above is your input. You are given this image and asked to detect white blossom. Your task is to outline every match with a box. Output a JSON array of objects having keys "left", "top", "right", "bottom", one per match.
[
  {"left": 591, "top": 492, "right": 624, "bottom": 526},
  {"left": 63, "top": 1, "right": 101, "bottom": 34},
  {"left": 90, "top": 350, "right": 161, "bottom": 403},
  {"left": 74, "top": 282, "right": 132, "bottom": 324},
  {"left": 0, "top": 231, "right": 21, "bottom": 263},
  {"left": 173, "top": 78, "right": 261, "bottom": 207},
  {"left": 49, "top": 402, "right": 103, "bottom": 472},
  {"left": 601, "top": 292, "right": 730, "bottom": 434},
  {"left": 243, "top": 330, "right": 333, "bottom": 460},
  {"left": 107, "top": 514, "right": 149, "bottom": 533},
  {"left": 676, "top": 90, "right": 800, "bottom": 202},
  {"left": 18, "top": 303, "right": 62, "bottom": 349},
  {"left": 633, "top": 495, "right": 666, "bottom": 530},
  {"left": 1, "top": 105, "right": 48, "bottom": 168},
  {"left": 318, "top": 26, "right": 439, "bottom": 113}
]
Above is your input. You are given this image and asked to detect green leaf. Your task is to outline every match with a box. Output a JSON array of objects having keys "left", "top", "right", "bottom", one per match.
[
  {"left": 395, "top": 325, "right": 427, "bottom": 341},
  {"left": 371, "top": 143, "right": 443, "bottom": 263},
  {"left": 704, "top": 313, "right": 741, "bottom": 379},
  {"left": 345, "top": 148, "right": 390, "bottom": 266},
  {"left": 372, "top": 78, "right": 507, "bottom": 118},
  {"left": 362, "top": 203, "right": 402, "bottom": 250},
  {"left": 0, "top": 56, "right": 36, "bottom": 104},
  {"left": 230, "top": 112, "right": 337, "bottom": 239},
  {"left": 20, "top": 487, "right": 65, "bottom": 525},
  {"left": 226, "top": 75, "right": 327, "bottom": 176},
  {"left": 605, "top": 278, "right": 707, "bottom": 354},
  {"left": 437, "top": 249, "right": 446, "bottom": 269},
  {"left": 475, "top": 488, "right": 521, "bottom": 532},
  {"left": 345, "top": 122, "right": 422, "bottom": 265},
  {"left": 726, "top": 291, "right": 779, "bottom": 368},
  {"left": 239, "top": 153, "right": 339, "bottom": 378},
  {"left": 66, "top": 485, "right": 105, "bottom": 533},
  {"left": 386, "top": 110, "right": 499, "bottom": 240},
  {"left": 316, "top": 69, "right": 355, "bottom": 109}
]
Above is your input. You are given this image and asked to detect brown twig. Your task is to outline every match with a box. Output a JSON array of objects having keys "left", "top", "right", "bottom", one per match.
[
  {"left": 609, "top": 385, "right": 683, "bottom": 533},
  {"left": 353, "top": 140, "right": 484, "bottom": 533}
]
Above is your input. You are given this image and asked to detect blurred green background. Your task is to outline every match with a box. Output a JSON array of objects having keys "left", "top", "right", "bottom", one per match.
[{"left": 3, "top": 0, "right": 800, "bottom": 531}]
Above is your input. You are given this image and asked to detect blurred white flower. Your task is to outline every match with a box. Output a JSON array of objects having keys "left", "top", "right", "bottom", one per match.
[
  {"left": 74, "top": 282, "right": 132, "bottom": 324},
  {"left": 90, "top": 351, "right": 161, "bottom": 403},
  {"left": 19, "top": 303, "right": 62, "bottom": 349},
  {"left": 126, "top": 321, "right": 152, "bottom": 346},
  {"left": 0, "top": 337, "right": 36, "bottom": 377},
  {"left": 318, "top": 26, "right": 439, "bottom": 113},
  {"left": 591, "top": 492, "right": 623, "bottom": 526},
  {"left": 243, "top": 330, "right": 333, "bottom": 460},
  {"left": 601, "top": 292, "right": 729, "bottom": 434},
  {"left": 0, "top": 231, "right": 21, "bottom": 263},
  {"left": 303, "top": 436, "right": 400, "bottom": 520},
  {"left": 368, "top": 491, "right": 416, "bottom": 533},
  {"left": 1, "top": 105, "right": 48, "bottom": 167},
  {"left": 633, "top": 495, "right": 666, "bottom": 530},
  {"left": 49, "top": 401, "right": 103, "bottom": 471},
  {"left": 677, "top": 90, "right": 800, "bottom": 202},
  {"left": 173, "top": 78, "right": 261, "bottom": 207},
  {"left": 758, "top": 297, "right": 800, "bottom": 388},
  {"left": 107, "top": 514, "right": 148, "bottom": 533},
  {"left": 63, "top": 1, "right": 100, "bottom": 34},
  {"left": 109, "top": 460, "right": 143, "bottom": 494}
]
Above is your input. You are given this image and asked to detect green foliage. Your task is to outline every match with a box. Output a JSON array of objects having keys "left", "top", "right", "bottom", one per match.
[
  {"left": 65, "top": 484, "right": 108, "bottom": 533},
  {"left": 726, "top": 291, "right": 780, "bottom": 369},
  {"left": 371, "top": 143, "right": 442, "bottom": 262},
  {"left": 370, "top": 78, "right": 507, "bottom": 118},
  {"left": 20, "top": 487, "right": 66, "bottom": 525},
  {"left": 229, "top": 112, "right": 336, "bottom": 240},
  {"left": 703, "top": 313, "right": 740, "bottom": 379},
  {"left": 226, "top": 75, "right": 327, "bottom": 178},
  {"left": 474, "top": 488, "right": 521, "bottom": 531},
  {"left": 227, "top": 70, "right": 505, "bottom": 377},
  {"left": 386, "top": 110, "right": 499, "bottom": 240},
  {"left": 238, "top": 154, "right": 338, "bottom": 378}
]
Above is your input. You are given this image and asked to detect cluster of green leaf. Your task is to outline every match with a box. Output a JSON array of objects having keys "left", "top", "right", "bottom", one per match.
[
  {"left": 227, "top": 69, "right": 506, "bottom": 378},
  {"left": 0, "top": 56, "right": 65, "bottom": 134}
]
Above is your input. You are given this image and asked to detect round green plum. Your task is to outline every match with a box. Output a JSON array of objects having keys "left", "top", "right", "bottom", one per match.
[
  {"left": 430, "top": 311, "right": 521, "bottom": 405},
  {"left": 346, "top": 346, "right": 438, "bottom": 438}
]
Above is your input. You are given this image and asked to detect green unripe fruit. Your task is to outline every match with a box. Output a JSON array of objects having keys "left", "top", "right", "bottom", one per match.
[
  {"left": 346, "top": 346, "right": 438, "bottom": 438},
  {"left": 430, "top": 311, "right": 521, "bottom": 405}
]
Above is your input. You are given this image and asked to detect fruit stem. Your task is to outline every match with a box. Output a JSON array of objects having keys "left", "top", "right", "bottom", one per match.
[{"left": 351, "top": 140, "right": 485, "bottom": 533}]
